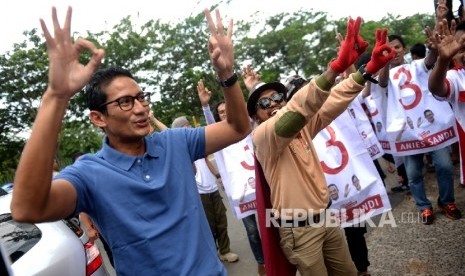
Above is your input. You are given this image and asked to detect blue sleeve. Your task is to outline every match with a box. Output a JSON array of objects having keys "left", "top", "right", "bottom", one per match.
[
  {"left": 55, "top": 160, "right": 94, "bottom": 216},
  {"left": 168, "top": 127, "right": 206, "bottom": 161}
]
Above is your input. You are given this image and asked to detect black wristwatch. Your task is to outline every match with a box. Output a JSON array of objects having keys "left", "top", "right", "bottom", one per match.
[
  {"left": 359, "top": 65, "right": 378, "bottom": 84},
  {"left": 219, "top": 73, "right": 238, "bottom": 88}
]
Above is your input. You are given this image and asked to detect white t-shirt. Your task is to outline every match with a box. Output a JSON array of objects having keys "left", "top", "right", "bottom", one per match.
[
  {"left": 194, "top": 158, "right": 218, "bottom": 194},
  {"left": 440, "top": 67, "right": 465, "bottom": 130}
]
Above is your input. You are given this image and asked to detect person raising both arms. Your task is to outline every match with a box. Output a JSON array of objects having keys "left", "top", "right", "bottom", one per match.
[
  {"left": 250, "top": 19, "right": 394, "bottom": 275},
  {"left": 11, "top": 7, "right": 251, "bottom": 275}
]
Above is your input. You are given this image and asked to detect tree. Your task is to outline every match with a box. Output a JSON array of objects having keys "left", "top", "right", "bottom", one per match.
[
  {"left": 144, "top": 10, "right": 228, "bottom": 126},
  {"left": 57, "top": 121, "right": 103, "bottom": 166},
  {"left": 0, "top": 9, "right": 436, "bottom": 181},
  {"left": 0, "top": 29, "right": 48, "bottom": 135},
  {"left": 0, "top": 29, "right": 49, "bottom": 181},
  {"left": 236, "top": 10, "right": 335, "bottom": 81}
]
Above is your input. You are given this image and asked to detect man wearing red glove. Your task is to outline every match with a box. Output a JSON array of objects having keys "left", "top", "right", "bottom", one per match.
[{"left": 249, "top": 18, "right": 394, "bottom": 275}]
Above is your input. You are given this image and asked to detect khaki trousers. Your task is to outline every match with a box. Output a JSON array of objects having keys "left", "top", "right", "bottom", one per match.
[{"left": 278, "top": 224, "right": 357, "bottom": 276}]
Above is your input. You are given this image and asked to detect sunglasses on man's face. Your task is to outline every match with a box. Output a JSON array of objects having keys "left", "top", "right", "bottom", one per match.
[{"left": 256, "top": 93, "right": 285, "bottom": 110}]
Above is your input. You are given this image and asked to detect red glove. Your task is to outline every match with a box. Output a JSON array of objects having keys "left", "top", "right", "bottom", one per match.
[
  {"left": 329, "top": 17, "right": 368, "bottom": 73},
  {"left": 365, "top": 28, "right": 395, "bottom": 74},
  {"left": 355, "top": 31, "right": 369, "bottom": 56}
]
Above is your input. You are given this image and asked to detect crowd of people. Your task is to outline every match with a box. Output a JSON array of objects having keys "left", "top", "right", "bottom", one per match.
[{"left": 9, "top": 1, "right": 465, "bottom": 276}]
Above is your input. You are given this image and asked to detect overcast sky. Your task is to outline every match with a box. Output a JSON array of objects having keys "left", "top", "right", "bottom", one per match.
[{"left": 1, "top": 0, "right": 454, "bottom": 54}]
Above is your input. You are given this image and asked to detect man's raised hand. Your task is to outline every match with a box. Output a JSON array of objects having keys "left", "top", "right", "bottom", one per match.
[
  {"left": 329, "top": 17, "right": 367, "bottom": 73},
  {"left": 41, "top": 7, "right": 104, "bottom": 99},
  {"left": 204, "top": 8, "right": 234, "bottom": 81},
  {"left": 365, "top": 29, "right": 395, "bottom": 75},
  {"left": 197, "top": 79, "right": 212, "bottom": 107},
  {"left": 241, "top": 65, "right": 260, "bottom": 92}
]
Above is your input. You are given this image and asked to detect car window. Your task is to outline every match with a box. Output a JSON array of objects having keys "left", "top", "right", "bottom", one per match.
[
  {"left": 0, "top": 240, "right": 13, "bottom": 276},
  {"left": 0, "top": 213, "right": 42, "bottom": 263}
]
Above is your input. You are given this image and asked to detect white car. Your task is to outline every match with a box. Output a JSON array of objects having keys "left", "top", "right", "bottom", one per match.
[{"left": 0, "top": 188, "right": 107, "bottom": 276}]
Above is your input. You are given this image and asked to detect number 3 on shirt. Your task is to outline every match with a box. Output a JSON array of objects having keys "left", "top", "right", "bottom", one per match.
[{"left": 320, "top": 126, "right": 349, "bottom": 174}]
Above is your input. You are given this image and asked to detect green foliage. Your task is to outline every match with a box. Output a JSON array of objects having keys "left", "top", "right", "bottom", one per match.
[
  {"left": 0, "top": 29, "right": 48, "bottom": 133},
  {"left": 0, "top": 7, "right": 436, "bottom": 174},
  {"left": 57, "top": 121, "right": 104, "bottom": 164},
  {"left": 0, "top": 139, "right": 24, "bottom": 184}
]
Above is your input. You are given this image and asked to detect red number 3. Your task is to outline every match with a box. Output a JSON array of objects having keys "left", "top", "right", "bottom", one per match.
[
  {"left": 320, "top": 126, "right": 349, "bottom": 174},
  {"left": 393, "top": 67, "right": 422, "bottom": 110},
  {"left": 240, "top": 145, "right": 255, "bottom": 170}
]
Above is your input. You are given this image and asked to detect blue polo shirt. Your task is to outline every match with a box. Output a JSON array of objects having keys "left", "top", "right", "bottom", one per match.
[{"left": 58, "top": 127, "right": 226, "bottom": 275}]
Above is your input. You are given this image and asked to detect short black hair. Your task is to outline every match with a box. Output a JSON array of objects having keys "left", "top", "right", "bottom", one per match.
[
  {"left": 85, "top": 66, "right": 134, "bottom": 113},
  {"left": 72, "top": 152, "right": 85, "bottom": 163},
  {"left": 328, "top": 183, "right": 338, "bottom": 190},
  {"left": 456, "top": 21, "right": 465, "bottom": 32},
  {"left": 388, "top": 34, "right": 406, "bottom": 48},
  {"left": 410, "top": 43, "right": 426, "bottom": 59},
  {"left": 424, "top": 109, "right": 433, "bottom": 116}
]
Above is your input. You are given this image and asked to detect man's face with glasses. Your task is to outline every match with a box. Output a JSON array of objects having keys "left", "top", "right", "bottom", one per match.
[
  {"left": 217, "top": 103, "right": 227, "bottom": 121},
  {"left": 99, "top": 92, "right": 151, "bottom": 111},
  {"left": 255, "top": 90, "right": 286, "bottom": 123},
  {"left": 90, "top": 76, "right": 152, "bottom": 142}
]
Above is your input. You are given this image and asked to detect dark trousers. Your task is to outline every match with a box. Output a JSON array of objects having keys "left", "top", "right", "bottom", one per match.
[
  {"left": 200, "top": 190, "right": 231, "bottom": 254},
  {"left": 344, "top": 226, "right": 370, "bottom": 272},
  {"left": 242, "top": 214, "right": 265, "bottom": 264}
]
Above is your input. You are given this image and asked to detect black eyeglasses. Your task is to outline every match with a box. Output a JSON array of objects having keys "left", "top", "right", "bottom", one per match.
[
  {"left": 99, "top": 92, "right": 152, "bottom": 111},
  {"left": 256, "top": 93, "right": 285, "bottom": 110}
]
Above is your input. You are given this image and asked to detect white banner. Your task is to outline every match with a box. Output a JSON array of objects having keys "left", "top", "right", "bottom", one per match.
[
  {"left": 214, "top": 135, "right": 257, "bottom": 219},
  {"left": 364, "top": 84, "right": 392, "bottom": 153},
  {"left": 313, "top": 110, "right": 391, "bottom": 227},
  {"left": 348, "top": 95, "right": 384, "bottom": 160},
  {"left": 385, "top": 60, "right": 457, "bottom": 156}
]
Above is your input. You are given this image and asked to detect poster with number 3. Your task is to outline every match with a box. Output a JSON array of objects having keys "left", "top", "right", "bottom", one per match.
[{"left": 313, "top": 110, "right": 391, "bottom": 227}]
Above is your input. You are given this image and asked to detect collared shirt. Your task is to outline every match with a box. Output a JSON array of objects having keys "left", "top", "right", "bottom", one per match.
[{"left": 57, "top": 128, "right": 226, "bottom": 275}]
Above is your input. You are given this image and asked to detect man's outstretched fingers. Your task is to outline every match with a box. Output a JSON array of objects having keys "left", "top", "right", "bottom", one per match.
[{"left": 74, "top": 38, "right": 105, "bottom": 71}]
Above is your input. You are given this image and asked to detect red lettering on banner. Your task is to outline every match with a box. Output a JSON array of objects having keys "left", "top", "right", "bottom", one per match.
[
  {"left": 344, "top": 194, "right": 384, "bottom": 221},
  {"left": 396, "top": 140, "right": 426, "bottom": 151},
  {"left": 239, "top": 200, "right": 256, "bottom": 213},
  {"left": 380, "top": 140, "right": 391, "bottom": 150},
  {"left": 396, "top": 127, "right": 456, "bottom": 151},
  {"left": 419, "top": 130, "right": 431, "bottom": 139},
  {"left": 424, "top": 127, "right": 456, "bottom": 146}
]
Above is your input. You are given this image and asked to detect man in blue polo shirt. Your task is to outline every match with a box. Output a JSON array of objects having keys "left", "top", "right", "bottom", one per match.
[{"left": 10, "top": 7, "right": 251, "bottom": 276}]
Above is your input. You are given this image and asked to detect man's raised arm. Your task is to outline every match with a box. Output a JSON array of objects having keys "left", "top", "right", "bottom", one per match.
[
  {"left": 11, "top": 7, "right": 104, "bottom": 222},
  {"left": 203, "top": 9, "right": 251, "bottom": 155},
  {"left": 428, "top": 19, "right": 465, "bottom": 97}
]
